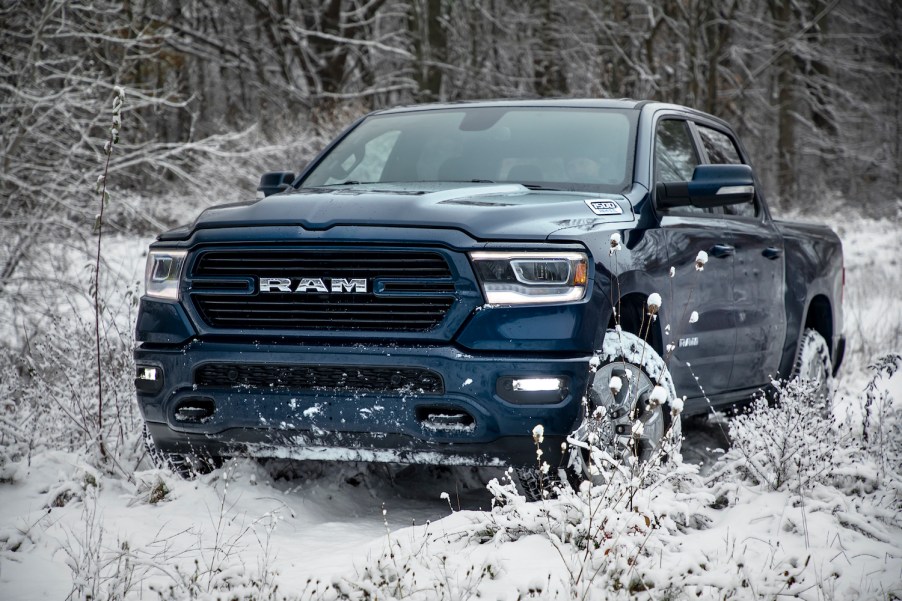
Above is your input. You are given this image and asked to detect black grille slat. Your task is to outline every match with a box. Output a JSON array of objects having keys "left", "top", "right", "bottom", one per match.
[
  {"left": 206, "top": 255, "right": 442, "bottom": 268},
  {"left": 382, "top": 282, "right": 456, "bottom": 293},
  {"left": 192, "top": 280, "right": 249, "bottom": 291},
  {"left": 206, "top": 317, "right": 444, "bottom": 324},
  {"left": 199, "top": 295, "right": 445, "bottom": 309},
  {"left": 190, "top": 249, "right": 455, "bottom": 332},
  {"left": 199, "top": 265, "right": 448, "bottom": 271},
  {"left": 195, "top": 363, "right": 444, "bottom": 394},
  {"left": 196, "top": 251, "right": 451, "bottom": 280},
  {"left": 200, "top": 305, "right": 451, "bottom": 313}
]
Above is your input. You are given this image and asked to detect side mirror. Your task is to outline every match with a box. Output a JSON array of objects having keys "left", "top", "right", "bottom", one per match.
[
  {"left": 656, "top": 164, "right": 755, "bottom": 209},
  {"left": 257, "top": 171, "right": 295, "bottom": 198}
]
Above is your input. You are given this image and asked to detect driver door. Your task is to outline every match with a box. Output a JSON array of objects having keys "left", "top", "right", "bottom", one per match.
[{"left": 653, "top": 117, "right": 737, "bottom": 401}]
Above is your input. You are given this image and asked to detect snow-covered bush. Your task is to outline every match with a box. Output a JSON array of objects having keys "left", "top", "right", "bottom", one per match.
[
  {"left": 59, "top": 486, "right": 142, "bottom": 601},
  {"left": 861, "top": 353, "right": 902, "bottom": 477},
  {"left": 472, "top": 429, "right": 712, "bottom": 598},
  {"left": 0, "top": 305, "right": 142, "bottom": 479},
  {"left": 714, "top": 357, "right": 902, "bottom": 499},
  {"left": 716, "top": 379, "right": 842, "bottom": 492}
]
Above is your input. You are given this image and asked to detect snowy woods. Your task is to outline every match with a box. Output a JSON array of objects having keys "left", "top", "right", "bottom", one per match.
[
  {"left": 3, "top": 1, "right": 901, "bottom": 218},
  {"left": 3, "top": 0, "right": 900, "bottom": 319},
  {"left": 1, "top": 1, "right": 901, "bottom": 600}
]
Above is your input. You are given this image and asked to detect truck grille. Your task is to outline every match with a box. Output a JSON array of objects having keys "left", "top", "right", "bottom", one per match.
[
  {"left": 195, "top": 363, "right": 444, "bottom": 394},
  {"left": 190, "top": 249, "right": 455, "bottom": 332}
]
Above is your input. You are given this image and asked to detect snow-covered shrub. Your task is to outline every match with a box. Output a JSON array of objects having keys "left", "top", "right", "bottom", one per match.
[
  {"left": 0, "top": 305, "right": 142, "bottom": 477},
  {"left": 59, "top": 486, "right": 143, "bottom": 601},
  {"left": 716, "top": 357, "right": 902, "bottom": 499},
  {"left": 480, "top": 444, "right": 711, "bottom": 597},
  {"left": 861, "top": 353, "right": 902, "bottom": 477},
  {"left": 333, "top": 532, "right": 499, "bottom": 600},
  {"left": 717, "top": 379, "right": 843, "bottom": 492}
]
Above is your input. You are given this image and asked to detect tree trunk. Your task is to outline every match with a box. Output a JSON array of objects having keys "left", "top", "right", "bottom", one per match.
[{"left": 770, "top": 0, "right": 797, "bottom": 206}]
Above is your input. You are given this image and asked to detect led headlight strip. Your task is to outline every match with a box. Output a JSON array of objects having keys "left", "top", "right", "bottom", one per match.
[
  {"left": 469, "top": 251, "right": 588, "bottom": 305},
  {"left": 145, "top": 250, "right": 187, "bottom": 300}
]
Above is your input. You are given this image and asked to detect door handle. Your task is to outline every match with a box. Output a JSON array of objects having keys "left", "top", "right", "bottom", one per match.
[
  {"left": 762, "top": 246, "right": 783, "bottom": 260},
  {"left": 709, "top": 244, "right": 735, "bottom": 258}
]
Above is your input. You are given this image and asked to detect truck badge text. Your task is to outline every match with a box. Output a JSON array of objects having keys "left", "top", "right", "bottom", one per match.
[{"left": 259, "top": 277, "right": 367, "bottom": 294}]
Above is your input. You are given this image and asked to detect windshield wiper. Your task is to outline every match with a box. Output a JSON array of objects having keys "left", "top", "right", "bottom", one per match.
[
  {"left": 316, "top": 180, "right": 370, "bottom": 186},
  {"left": 521, "top": 183, "right": 563, "bottom": 191},
  {"left": 441, "top": 179, "right": 497, "bottom": 184}
]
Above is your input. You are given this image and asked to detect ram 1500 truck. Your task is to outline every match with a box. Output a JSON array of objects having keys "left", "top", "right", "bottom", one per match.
[{"left": 135, "top": 99, "right": 844, "bottom": 480}]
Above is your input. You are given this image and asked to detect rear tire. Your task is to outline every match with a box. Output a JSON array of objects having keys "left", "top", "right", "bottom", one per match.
[
  {"left": 567, "top": 329, "right": 682, "bottom": 487},
  {"left": 791, "top": 328, "right": 834, "bottom": 405}
]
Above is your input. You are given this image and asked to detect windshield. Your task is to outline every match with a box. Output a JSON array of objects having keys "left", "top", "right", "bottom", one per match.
[{"left": 300, "top": 107, "right": 637, "bottom": 193}]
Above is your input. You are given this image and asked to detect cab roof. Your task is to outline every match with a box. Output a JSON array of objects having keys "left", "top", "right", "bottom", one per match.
[{"left": 373, "top": 98, "right": 648, "bottom": 115}]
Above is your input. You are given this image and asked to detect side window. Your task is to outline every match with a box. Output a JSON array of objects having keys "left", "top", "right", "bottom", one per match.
[
  {"left": 696, "top": 125, "right": 757, "bottom": 218},
  {"left": 655, "top": 119, "right": 708, "bottom": 214}
]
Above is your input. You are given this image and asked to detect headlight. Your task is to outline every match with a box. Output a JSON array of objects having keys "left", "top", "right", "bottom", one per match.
[
  {"left": 470, "top": 251, "right": 588, "bottom": 305},
  {"left": 144, "top": 250, "right": 187, "bottom": 300}
]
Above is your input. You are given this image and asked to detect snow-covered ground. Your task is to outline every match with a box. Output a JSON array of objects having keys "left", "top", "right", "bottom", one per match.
[{"left": 1, "top": 212, "right": 900, "bottom": 599}]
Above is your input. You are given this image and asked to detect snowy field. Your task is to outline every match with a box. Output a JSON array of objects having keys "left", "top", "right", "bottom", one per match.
[{"left": 0, "top": 211, "right": 900, "bottom": 600}]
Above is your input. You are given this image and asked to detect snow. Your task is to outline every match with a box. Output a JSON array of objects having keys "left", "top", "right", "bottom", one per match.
[
  {"left": 649, "top": 384, "right": 668, "bottom": 406},
  {"left": 1, "top": 212, "right": 901, "bottom": 599},
  {"left": 588, "top": 355, "right": 601, "bottom": 373},
  {"left": 695, "top": 250, "right": 708, "bottom": 270},
  {"left": 646, "top": 292, "right": 662, "bottom": 311},
  {"left": 531, "top": 424, "right": 544, "bottom": 444}
]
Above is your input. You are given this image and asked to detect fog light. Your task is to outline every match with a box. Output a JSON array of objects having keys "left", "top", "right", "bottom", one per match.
[
  {"left": 496, "top": 376, "right": 569, "bottom": 405},
  {"left": 137, "top": 367, "right": 159, "bottom": 381},
  {"left": 135, "top": 366, "right": 163, "bottom": 394},
  {"left": 512, "top": 377, "right": 563, "bottom": 392}
]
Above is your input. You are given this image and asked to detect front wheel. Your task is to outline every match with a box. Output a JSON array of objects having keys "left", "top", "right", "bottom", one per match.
[
  {"left": 567, "top": 329, "right": 682, "bottom": 486},
  {"left": 142, "top": 424, "right": 218, "bottom": 479}
]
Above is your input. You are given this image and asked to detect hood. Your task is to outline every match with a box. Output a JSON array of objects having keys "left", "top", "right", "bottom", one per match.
[{"left": 176, "top": 183, "right": 634, "bottom": 241}]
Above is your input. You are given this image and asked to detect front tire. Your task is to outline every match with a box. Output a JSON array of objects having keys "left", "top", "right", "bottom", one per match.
[
  {"left": 567, "top": 329, "right": 682, "bottom": 486},
  {"left": 142, "top": 424, "right": 217, "bottom": 479}
]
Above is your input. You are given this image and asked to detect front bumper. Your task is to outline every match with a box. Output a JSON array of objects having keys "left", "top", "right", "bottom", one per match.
[{"left": 135, "top": 339, "right": 592, "bottom": 468}]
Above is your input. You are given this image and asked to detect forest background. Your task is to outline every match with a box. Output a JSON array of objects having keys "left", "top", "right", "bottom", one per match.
[
  {"left": 3, "top": 0, "right": 901, "bottom": 314},
  {"left": 1, "top": 3, "right": 901, "bottom": 598}
]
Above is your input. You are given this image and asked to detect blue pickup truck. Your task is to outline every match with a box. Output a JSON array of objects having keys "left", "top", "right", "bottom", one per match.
[{"left": 135, "top": 99, "right": 844, "bottom": 481}]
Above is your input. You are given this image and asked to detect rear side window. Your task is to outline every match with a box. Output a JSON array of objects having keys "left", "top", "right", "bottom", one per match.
[{"left": 696, "top": 125, "right": 756, "bottom": 217}]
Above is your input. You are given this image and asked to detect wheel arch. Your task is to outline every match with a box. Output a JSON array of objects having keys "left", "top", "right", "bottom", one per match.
[
  {"left": 606, "top": 291, "right": 665, "bottom": 358},
  {"left": 803, "top": 294, "right": 833, "bottom": 361}
]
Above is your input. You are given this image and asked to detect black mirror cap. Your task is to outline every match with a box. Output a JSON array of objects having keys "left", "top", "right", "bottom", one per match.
[
  {"left": 257, "top": 171, "right": 295, "bottom": 198},
  {"left": 656, "top": 164, "right": 755, "bottom": 210},
  {"left": 688, "top": 164, "right": 755, "bottom": 208},
  {"left": 656, "top": 181, "right": 691, "bottom": 209}
]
